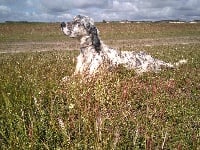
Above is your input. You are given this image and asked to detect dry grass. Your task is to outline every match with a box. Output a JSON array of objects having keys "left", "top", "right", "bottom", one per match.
[{"left": 0, "top": 22, "right": 200, "bottom": 149}]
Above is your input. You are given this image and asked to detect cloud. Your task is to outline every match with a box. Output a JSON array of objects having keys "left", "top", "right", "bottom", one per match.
[
  {"left": 0, "top": 5, "right": 11, "bottom": 15},
  {"left": 40, "top": 0, "right": 110, "bottom": 13},
  {"left": 104, "top": 0, "right": 200, "bottom": 21},
  {"left": 0, "top": 0, "right": 199, "bottom": 22},
  {"left": 111, "top": 1, "right": 138, "bottom": 12}
]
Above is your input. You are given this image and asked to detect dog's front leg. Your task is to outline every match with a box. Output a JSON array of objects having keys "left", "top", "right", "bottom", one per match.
[
  {"left": 89, "top": 54, "right": 102, "bottom": 74},
  {"left": 61, "top": 54, "right": 83, "bottom": 82},
  {"left": 76, "top": 52, "right": 94, "bottom": 75},
  {"left": 62, "top": 54, "right": 84, "bottom": 82},
  {"left": 74, "top": 53, "right": 84, "bottom": 75}
]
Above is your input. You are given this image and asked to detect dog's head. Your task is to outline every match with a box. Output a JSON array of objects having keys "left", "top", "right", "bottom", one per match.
[{"left": 61, "top": 15, "right": 101, "bottom": 52}]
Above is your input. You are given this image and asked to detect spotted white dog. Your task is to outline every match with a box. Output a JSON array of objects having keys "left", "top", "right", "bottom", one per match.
[{"left": 61, "top": 15, "right": 187, "bottom": 77}]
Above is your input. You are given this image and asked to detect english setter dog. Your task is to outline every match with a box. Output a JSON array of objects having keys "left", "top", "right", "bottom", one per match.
[{"left": 61, "top": 15, "right": 187, "bottom": 78}]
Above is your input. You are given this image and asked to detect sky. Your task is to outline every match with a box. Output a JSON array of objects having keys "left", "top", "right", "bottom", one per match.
[{"left": 0, "top": 0, "right": 200, "bottom": 22}]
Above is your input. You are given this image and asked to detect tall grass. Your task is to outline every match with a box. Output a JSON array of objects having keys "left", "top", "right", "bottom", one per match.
[{"left": 1, "top": 43, "right": 199, "bottom": 149}]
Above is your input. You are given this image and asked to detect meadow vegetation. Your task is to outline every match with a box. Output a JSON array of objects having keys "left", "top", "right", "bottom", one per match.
[{"left": 0, "top": 22, "right": 200, "bottom": 149}]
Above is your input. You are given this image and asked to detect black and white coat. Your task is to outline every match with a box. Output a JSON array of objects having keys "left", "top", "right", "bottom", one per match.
[{"left": 61, "top": 15, "right": 186, "bottom": 77}]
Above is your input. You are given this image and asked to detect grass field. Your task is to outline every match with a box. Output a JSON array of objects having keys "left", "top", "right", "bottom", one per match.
[{"left": 0, "top": 22, "right": 200, "bottom": 149}]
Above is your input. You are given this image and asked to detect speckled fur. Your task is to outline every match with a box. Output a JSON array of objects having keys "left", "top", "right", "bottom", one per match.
[{"left": 61, "top": 15, "right": 187, "bottom": 77}]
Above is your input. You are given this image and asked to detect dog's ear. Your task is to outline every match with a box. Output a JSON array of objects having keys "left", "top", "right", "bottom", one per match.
[
  {"left": 77, "top": 15, "right": 101, "bottom": 53},
  {"left": 89, "top": 26, "right": 101, "bottom": 53}
]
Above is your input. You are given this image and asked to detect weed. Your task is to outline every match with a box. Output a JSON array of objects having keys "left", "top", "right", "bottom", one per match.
[{"left": 0, "top": 23, "right": 199, "bottom": 149}]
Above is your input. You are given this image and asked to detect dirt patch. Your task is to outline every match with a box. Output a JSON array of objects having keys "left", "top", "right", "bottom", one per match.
[
  {"left": 0, "top": 36, "right": 199, "bottom": 54},
  {"left": 0, "top": 41, "right": 79, "bottom": 53},
  {"left": 105, "top": 36, "right": 200, "bottom": 50}
]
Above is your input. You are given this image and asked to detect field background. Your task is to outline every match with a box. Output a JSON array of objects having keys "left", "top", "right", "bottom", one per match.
[{"left": 0, "top": 22, "right": 200, "bottom": 149}]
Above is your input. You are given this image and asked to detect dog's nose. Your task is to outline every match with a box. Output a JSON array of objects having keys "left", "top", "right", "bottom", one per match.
[{"left": 61, "top": 22, "right": 66, "bottom": 28}]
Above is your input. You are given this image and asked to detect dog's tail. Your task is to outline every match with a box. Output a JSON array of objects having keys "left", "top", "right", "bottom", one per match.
[
  {"left": 162, "top": 59, "right": 187, "bottom": 69},
  {"left": 174, "top": 59, "right": 187, "bottom": 67}
]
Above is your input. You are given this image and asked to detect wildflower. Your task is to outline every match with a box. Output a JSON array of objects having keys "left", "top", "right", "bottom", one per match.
[
  {"left": 58, "top": 118, "right": 65, "bottom": 129},
  {"left": 33, "top": 96, "right": 38, "bottom": 107},
  {"left": 69, "top": 103, "right": 75, "bottom": 109}
]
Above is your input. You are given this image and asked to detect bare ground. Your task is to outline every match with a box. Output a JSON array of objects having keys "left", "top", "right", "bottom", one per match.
[{"left": 0, "top": 36, "right": 199, "bottom": 54}]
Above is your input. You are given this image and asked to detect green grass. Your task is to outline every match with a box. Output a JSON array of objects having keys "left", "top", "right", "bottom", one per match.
[
  {"left": 98, "top": 23, "right": 200, "bottom": 40},
  {"left": 0, "top": 22, "right": 63, "bottom": 42},
  {"left": 0, "top": 23, "right": 200, "bottom": 149},
  {"left": 0, "top": 22, "right": 200, "bottom": 42}
]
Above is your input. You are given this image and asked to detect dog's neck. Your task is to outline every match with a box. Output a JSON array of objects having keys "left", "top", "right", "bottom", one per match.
[
  {"left": 80, "top": 36, "right": 93, "bottom": 49},
  {"left": 80, "top": 35, "right": 97, "bottom": 55}
]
